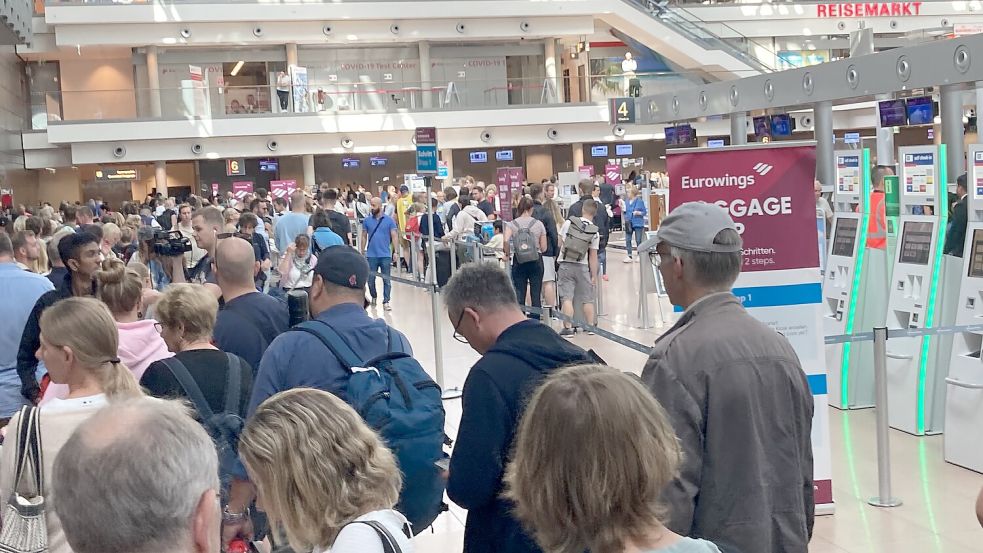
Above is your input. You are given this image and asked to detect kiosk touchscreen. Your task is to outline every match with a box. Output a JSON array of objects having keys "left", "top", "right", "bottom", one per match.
[
  {"left": 883, "top": 145, "right": 951, "bottom": 435},
  {"left": 945, "top": 144, "right": 983, "bottom": 470},
  {"left": 823, "top": 149, "right": 884, "bottom": 410}
]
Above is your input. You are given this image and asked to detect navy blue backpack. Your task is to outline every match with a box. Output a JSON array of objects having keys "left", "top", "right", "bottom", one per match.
[{"left": 290, "top": 320, "right": 447, "bottom": 534}]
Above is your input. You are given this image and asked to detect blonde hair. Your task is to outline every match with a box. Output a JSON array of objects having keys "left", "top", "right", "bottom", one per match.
[
  {"left": 154, "top": 284, "right": 217, "bottom": 343},
  {"left": 239, "top": 388, "right": 402, "bottom": 552},
  {"left": 96, "top": 258, "right": 143, "bottom": 316},
  {"left": 102, "top": 222, "right": 122, "bottom": 245},
  {"left": 504, "top": 364, "right": 682, "bottom": 553},
  {"left": 39, "top": 297, "right": 142, "bottom": 400}
]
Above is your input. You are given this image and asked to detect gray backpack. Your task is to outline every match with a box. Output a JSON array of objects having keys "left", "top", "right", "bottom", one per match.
[
  {"left": 561, "top": 216, "right": 598, "bottom": 262},
  {"left": 513, "top": 219, "right": 541, "bottom": 264}
]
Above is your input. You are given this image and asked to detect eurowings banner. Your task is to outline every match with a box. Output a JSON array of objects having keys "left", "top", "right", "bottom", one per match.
[
  {"left": 668, "top": 142, "right": 834, "bottom": 512},
  {"left": 668, "top": 144, "right": 819, "bottom": 272}
]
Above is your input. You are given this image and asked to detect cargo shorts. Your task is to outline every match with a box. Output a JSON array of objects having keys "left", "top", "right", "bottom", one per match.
[{"left": 557, "top": 261, "right": 595, "bottom": 304}]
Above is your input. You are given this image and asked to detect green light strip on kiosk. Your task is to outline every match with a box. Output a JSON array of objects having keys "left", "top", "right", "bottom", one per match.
[
  {"left": 840, "top": 148, "right": 872, "bottom": 408},
  {"left": 916, "top": 144, "right": 947, "bottom": 435}
]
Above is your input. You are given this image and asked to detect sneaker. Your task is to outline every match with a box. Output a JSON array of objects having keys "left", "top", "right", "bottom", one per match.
[
  {"left": 623, "top": 257, "right": 633, "bottom": 263},
  {"left": 559, "top": 327, "right": 576, "bottom": 338},
  {"left": 370, "top": 297, "right": 378, "bottom": 307},
  {"left": 383, "top": 302, "right": 393, "bottom": 312},
  {"left": 586, "top": 329, "right": 596, "bottom": 336}
]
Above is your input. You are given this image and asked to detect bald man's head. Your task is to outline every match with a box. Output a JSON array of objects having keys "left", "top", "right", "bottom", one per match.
[{"left": 215, "top": 237, "right": 257, "bottom": 288}]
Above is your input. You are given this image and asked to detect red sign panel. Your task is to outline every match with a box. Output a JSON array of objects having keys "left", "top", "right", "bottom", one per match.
[
  {"left": 817, "top": 2, "right": 922, "bottom": 17},
  {"left": 415, "top": 127, "right": 437, "bottom": 145},
  {"left": 270, "top": 180, "right": 298, "bottom": 199},
  {"left": 232, "top": 181, "right": 254, "bottom": 200},
  {"left": 667, "top": 144, "right": 818, "bottom": 272}
]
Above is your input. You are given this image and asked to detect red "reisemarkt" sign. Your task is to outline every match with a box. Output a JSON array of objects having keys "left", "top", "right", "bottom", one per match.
[{"left": 817, "top": 2, "right": 923, "bottom": 17}]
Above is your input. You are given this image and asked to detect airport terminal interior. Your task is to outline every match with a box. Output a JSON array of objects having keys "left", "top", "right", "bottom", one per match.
[{"left": 3, "top": 0, "right": 983, "bottom": 552}]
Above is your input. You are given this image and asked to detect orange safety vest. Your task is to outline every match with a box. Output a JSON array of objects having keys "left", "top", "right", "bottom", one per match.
[{"left": 866, "top": 190, "right": 887, "bottom": 249}]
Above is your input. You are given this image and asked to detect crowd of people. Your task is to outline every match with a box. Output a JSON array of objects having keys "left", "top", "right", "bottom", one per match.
[{"left": 0, "top": 177, "right": 819, "bottom": 553}]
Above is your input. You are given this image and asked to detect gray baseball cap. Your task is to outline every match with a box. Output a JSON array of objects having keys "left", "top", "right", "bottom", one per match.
[{"left": 653, "top": 201, "right": 742, "bottom": 253}]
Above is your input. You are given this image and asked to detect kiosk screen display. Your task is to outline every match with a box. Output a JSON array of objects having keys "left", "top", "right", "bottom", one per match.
[
  {"left": 831, "top": 218, "right": 859, "bottom": 257},
  {"left": 969, "top": 229, "right": 983, "bottom": 278},
  {"left": 899, "top": 221, "right": 933, "bottom": 265}
]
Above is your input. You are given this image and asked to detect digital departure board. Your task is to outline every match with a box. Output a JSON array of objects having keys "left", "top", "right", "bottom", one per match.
[
  {"left": 898, "top": 221, "right": 933, "bottom": 266},
  {"left": 968, "top": 229, "right": 983, "bottom": 278},
  {"left": 831, "top": 217, "right": 859, "bottom": 257}
]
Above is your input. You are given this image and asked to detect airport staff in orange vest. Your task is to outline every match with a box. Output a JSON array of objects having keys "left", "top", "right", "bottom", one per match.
[{"left": 865, "top": 165, "right": 895, "bottom": 250}]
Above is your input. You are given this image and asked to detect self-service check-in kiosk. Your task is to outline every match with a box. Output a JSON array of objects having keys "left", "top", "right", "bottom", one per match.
[
  {"left": 884, "top": 145, "right": 953, "bottom": 435},
  {"left": 824, "top": 149, "right": 885, "bottom": 409},
  {"left": 945, "top": 144, "right": 983, "bottom": 470}
]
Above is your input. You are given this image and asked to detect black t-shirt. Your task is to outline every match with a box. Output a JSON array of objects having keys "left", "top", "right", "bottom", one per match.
[
  {"left": 327, "top": 210, "right": 352, "bottom": 245},
  {"left": 477, "top": 200, "right": 494, "bottom": 216},
  {"left": 141, "top": 349, "right": 254, "bottom": 419},
  {"left": 213, "top": 292, "right": 289, "bottom": 372},
  {"left": 157, "top": 209, "right": 175, "bottom": 231}
]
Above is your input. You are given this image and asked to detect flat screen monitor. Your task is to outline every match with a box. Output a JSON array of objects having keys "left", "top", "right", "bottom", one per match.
[
  {"left": 496, "top": 150, "right": 513, "bottom": 161},
  {"left": 342, "top": 158, "right": 360, "bottom": 168},
  {"left": 752, "top": 116, "right": 771, "bottom": 137},
  {"left": 898, "top": 221, "right": 934, "bottom": 265},
  {"left": 663, "top": 127, "right": 677, "bottom": 145},
  {"left": 370, "top": 157, "right": 387, "bottom": 167},
  {"left": 831, "top": 217, "right": 859, "bottom": 257},
  {"left": 878, "top": 99, "right": 907, "bottom": 127},
  {"left": 591, "top": 145, "right": 609, "bottom": 157},
  {"left": 969, "top": 229, "right": 983, "bottom": 278},
  {"left": 905, "top": 96, "right": 934, "bottom": 126},
  {"left": 615, "top": 144, "right": 633, "bottom": 156},
  {"left": 470, "top": 151, "right": 488, "bottom": 163},
  {"left": 770, "top": 114, "right": 792, "bottom": 137},
  {"left": 259, "top": 159, "right": 278, "bottom": 172},
  {"left": 675, "top": 124, "right": 696, "bottom": 146}
]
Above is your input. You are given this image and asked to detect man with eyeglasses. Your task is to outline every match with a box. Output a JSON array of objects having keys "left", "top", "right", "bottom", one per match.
[
  {"left": 641, "top": 202, "right": 814, "bottom": 553},
  {"left": 442, "top": 263, "right": 590, "bottom": 553}
]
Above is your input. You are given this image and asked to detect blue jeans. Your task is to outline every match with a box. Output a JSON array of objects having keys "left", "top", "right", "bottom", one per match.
[
  {"left": 626, "top": 226, "right": 645, "bottom": 257},
  {"left": 367, "top": 256, "right": 392, "bottom": 303}
]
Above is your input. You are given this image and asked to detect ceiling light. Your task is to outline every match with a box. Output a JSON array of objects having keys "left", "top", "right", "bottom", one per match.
[{"left": 230, "top": 61, "right": 245, "bottom": 77}]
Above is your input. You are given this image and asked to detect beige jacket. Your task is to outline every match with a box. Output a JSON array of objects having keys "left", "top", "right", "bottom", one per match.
[{"left": 0, "top": 399, "right": 106, "bottom": 553}]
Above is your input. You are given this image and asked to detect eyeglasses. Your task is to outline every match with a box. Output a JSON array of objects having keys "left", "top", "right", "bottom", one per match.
[
  {"left": 216, "top": 232, "right": 250, "bottom": 240},
  {"left": 452, "top": 310, "right": 468, "bottom": 344}
]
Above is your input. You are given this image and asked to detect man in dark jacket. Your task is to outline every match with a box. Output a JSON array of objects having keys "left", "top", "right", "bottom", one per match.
[
  {"left": 17, "top": 232, "right": 102, "bottom": 403},
  {"left": 444, "top": 263, "right": 590, "bottom": 553},
  {"left": 944, "top": 173, "right": 968, "bottom": 257},
  {"left": 568, "top": 178, "right": 610, "bottom": 251}
]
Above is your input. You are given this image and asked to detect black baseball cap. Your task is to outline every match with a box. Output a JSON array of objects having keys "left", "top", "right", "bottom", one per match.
[{"left": 313, "top": 246, "right": 368, "bottom": 289}]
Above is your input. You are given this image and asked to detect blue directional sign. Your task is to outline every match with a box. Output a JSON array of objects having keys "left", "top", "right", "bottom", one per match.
[{"left": 416, "top": 144, "right": 438, "bottom": 175}]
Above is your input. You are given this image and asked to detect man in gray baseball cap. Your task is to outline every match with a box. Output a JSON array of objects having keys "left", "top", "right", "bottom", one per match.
[{"left": 641, "top": 201, "right": 815, "bottom": 553}]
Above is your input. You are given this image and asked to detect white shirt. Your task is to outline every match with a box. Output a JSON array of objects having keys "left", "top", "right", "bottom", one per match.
[
  {"left": 314, "top": 510, "right": 413, "bottom": 553},
  {"left": 622, "top": 58, "right": 638, "bottom": 74},
  {"left": 41, "top": 394, "right": 108, "bottom": 414},
  {"left": 558, "top": 217, "right": 600, "bottom": 264}
]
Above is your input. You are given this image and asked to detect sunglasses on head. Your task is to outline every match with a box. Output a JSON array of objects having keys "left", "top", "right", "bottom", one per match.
[{"left": 217, "top": 232, "right": 250, "bottom": 241}]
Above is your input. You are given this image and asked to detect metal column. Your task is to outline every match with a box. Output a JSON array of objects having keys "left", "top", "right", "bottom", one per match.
[
  {"left": 420, "top": 41, "right": 432, "bottom": 109},
  {"left": 815, "top": 101, "right": 835, "bottom": 187},
  {"left": 302, "top": 154, "right": 315, "bottom": 192},
  {"left": 869, "top": 327, "right": 902, "bottom": 508},
  {"left": 730, "top": 112, "right": 748, "bottom": 145},
  {"left": 146, "top": 46, "right": 162, "bottom": 119},
  {"left": 940, "top": 84, "right": 966, "bottom": 180}
]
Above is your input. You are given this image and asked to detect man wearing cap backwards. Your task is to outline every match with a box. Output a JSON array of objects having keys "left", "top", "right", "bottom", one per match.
[
  {"left": 248, "top": 246, "right": 413, "bottom": 413},
  {"left": 641, "top": 201, "right": 814, "bottom": 553}
]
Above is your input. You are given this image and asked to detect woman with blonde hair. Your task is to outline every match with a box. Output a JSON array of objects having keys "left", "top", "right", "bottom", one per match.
[
  {"left": 505, "top": 364, "right": 721, "bottom": 553},
  {"left": 0, "top": 297, "right": 143, "bottom": 553},
  {"left": 40, "top": 259, "right": 172, "bottom": 404},
  {"left": 240, "top": 388, "right": 411, "bottom": 553}
]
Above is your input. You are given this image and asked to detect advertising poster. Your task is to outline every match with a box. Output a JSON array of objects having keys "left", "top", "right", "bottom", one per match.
[
  {"left": 188, "top": 65, "right": 208, "bottom": 120},
  {"left": 499, "top": 167, "right": 525, "bottom": 222},
  {"left": 902, "top": 151, "right": 936, "bottom": 197},
  {"left": 973, "top": 151, "right": 983, "bottom": 200},
  {"left": 270, "top": 180, "right": 297, "bottom": 199},
  {"left": 232, "top": 181, "right": 254, "bottom": 200},
  {"left": 577, "top": 165, "right": 595, "bottom": 178},
  {"left": 667, "top": 142, "right": 834, "bottom": 512},
  {"left": 835, "top": 154, "right": 861, "bottom": 195},
  {"left": 290, "top": 66, "right": 310, "bottom": 113},
  {"left": 605, "top": 164, "right": 621, "bottom": 186},
  {"left": 210, "top": 183, "right": 219, "bottom": 198},
  {"left": 0, "top": 188, "right": 12, "bottom": 208}
]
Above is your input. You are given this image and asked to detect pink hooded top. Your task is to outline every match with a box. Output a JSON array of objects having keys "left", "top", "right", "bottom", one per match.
[{"left": 40, "top": 319, "right": 173, "bottom": 405}]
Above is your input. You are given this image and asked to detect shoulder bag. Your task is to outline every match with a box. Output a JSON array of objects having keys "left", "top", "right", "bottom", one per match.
[{"left": 0, "top": 406, "right": 47, "bottom": 553}]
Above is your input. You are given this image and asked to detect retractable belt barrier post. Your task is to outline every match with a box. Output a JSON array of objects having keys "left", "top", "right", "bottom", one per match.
[{"left": 869, "top": 326, "right": 902, "bottom": 508}]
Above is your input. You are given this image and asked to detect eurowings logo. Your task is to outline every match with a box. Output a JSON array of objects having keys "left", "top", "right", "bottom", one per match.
[{"left": 752, "top": 163, "right": 774, "bottom": 176}]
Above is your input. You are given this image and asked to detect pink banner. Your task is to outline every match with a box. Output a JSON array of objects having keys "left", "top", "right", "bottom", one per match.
[
  {"left": 604, "top": 164, "right": 621, "bottom": 186},
  {"left": 210, "top": 183, "right": 219, "bottom": 197},
  {"left": 232, "top": 181, "right": 254, "bottom": 200},
  {"left": 270, "top": 179, "right": 297, "bottom": 199},
  {"left": 667, "top": 144, "right": 818, "bottom": 272},
  {"left": 578, "top": 165, "right": 595, "bottom": 177},
  {"left": 500, "top": 167, "right": 525, "bottom": 222}
]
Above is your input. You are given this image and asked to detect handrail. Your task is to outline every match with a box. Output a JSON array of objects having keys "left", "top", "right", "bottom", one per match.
[{"left": 622, "top": 0, "right": 775, "bottom": 74}]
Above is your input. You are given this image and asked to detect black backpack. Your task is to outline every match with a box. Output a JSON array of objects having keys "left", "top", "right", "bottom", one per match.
[{"left": 161, "top": 353, "right": 245, "bottom": 489}]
